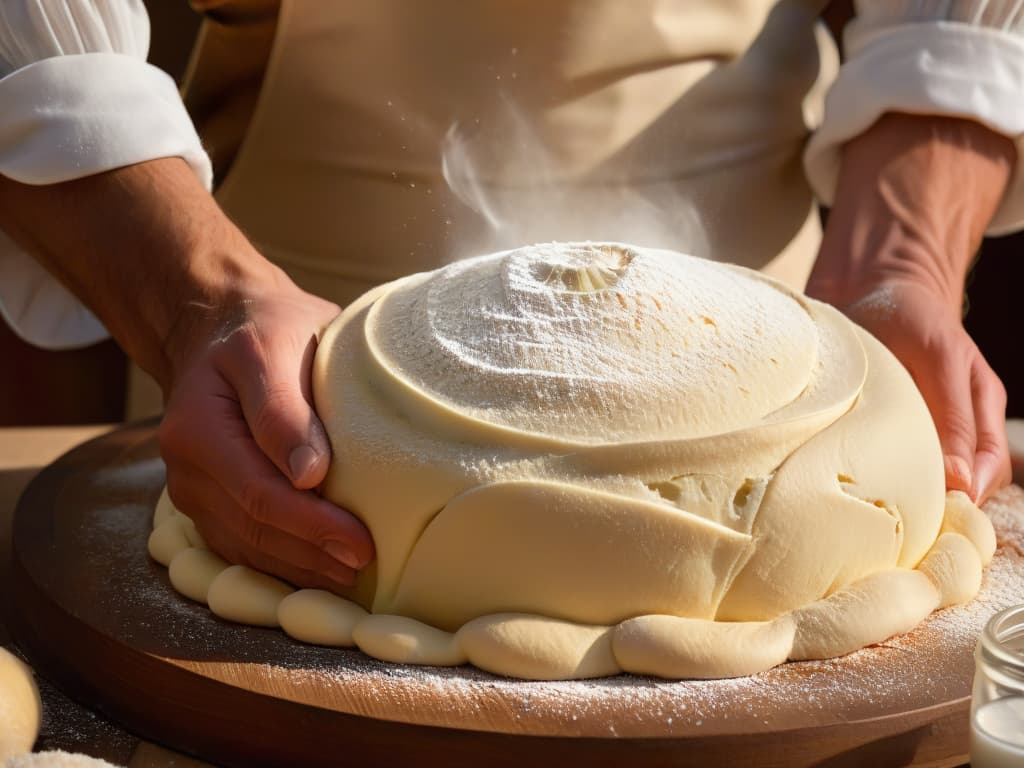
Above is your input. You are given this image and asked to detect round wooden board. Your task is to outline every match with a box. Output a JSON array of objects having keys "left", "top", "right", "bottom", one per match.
[{"left": 10, "top": 422, "right": 1024, "bottom": 768}]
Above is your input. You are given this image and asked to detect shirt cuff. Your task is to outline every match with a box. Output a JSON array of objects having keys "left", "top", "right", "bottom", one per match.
[
  {"left": 804, "top": 22, "right": 1024, "bottom": 235},
  {"left": 0, "top": 52, "right": 211, "bottom": 187},
  {"left": 0, "top": 238, "right": 108, "bottom": 349},
  {"left": 0, "top": 52, "right": 212, "bottom": 349}
]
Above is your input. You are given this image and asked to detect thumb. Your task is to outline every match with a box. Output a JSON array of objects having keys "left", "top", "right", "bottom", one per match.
[{"left": 223, "top": 331, "right": 331, "bottom": 490}]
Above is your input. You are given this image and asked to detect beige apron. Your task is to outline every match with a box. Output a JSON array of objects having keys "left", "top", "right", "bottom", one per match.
[{"left": 129, "top": 0, "right": 838, "bottom": 418}]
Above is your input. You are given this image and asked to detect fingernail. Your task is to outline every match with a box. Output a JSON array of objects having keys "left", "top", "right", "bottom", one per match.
[
  {"left": 946, "top": 455, "right": 973, "bottom": 492},
  {"left": 972, "top": 462, "right": 995, "bottom": 504},
  {"left": 289, "top": 444, "right": 320, "bottom": 482},
  {"left": 325, "top": 542, "right": 361, "bottom": 570}
]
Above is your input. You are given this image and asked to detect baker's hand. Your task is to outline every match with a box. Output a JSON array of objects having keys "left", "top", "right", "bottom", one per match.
[
  {"left": 809, "top": 277, "right": 1010, "bottom": 504},
  {"left": 0, "top": 157, "right": 374, "bottom": 589},
  {"left": 158, "top": 269, "right": 373, "bottom": 591},
  {"left": 811, "top": 113, "right": 1015, "bottom": 505}
]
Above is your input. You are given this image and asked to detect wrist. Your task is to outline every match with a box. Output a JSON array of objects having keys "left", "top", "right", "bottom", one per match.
[
  {"left": 0, "top": 157, "right": 288, "bottom": 391},
  {"left": 810, "top": 113, "right": 1013, "bottom": 314},
  {"left": 807, "top": 239, "right": 965, "bottom": 316},
  {"left": 155, "top": 234, "right": 287, "bottom": 391}
]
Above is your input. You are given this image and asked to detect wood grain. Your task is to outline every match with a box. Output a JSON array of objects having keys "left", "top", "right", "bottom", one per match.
[{"left": 8, "top": 422, "right": 1002, "bottom": 767}]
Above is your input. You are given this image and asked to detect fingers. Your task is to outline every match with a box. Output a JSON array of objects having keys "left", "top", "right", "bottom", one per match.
[
  {"left": 172, "top": 467, "right": 359, "bottom": 592},
  {"left": 220, "top": 323, "right": 331, "bottom": 490},
  {"left": 161, "top": 368, "right": 375, "bottom": 578},
  {"left": 165, "top": 455, "right": 362, "bottom": 593},
  {"left": 165, "top": 388, "right": 373, "bottom": 568},
  {"left": 970, "top": 357, "right": 1011, "bottom": 505},
  {"left": 910, "top": 348, "right": 977, "bottom": 494}
]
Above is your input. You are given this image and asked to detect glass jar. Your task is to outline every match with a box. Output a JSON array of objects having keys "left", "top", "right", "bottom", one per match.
[{"left": 972, "top": 604, "right": 1024, "bottom": 767}]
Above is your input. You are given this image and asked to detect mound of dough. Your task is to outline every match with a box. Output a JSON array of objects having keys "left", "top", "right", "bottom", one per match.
[{"left": 153, "top": 242, "right": 994, "bottom": 680}]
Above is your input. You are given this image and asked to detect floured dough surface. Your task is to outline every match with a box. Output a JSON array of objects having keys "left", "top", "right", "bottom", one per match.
[
  {"left": 153, "top": 242, "right": 995, "bottom": 680},
  {"left": 369, "top": 242, "right": 819, "bottom": 442}
]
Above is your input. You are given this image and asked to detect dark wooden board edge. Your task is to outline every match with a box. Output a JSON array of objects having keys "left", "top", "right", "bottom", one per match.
[{"left": 6, "top": 422, "right": 973, "bottom": 767}]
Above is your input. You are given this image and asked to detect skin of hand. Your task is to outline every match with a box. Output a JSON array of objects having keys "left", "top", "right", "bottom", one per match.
[
  {"left": 809, "top": 113, "right": 1016, "bottom": 505},
  {"left": 0, "top": 157, "right": 373, "bottom": 590}
]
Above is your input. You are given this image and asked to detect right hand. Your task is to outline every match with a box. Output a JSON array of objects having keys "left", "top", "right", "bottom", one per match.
[{"left": 158, "top": 266, "right": 374, "bottom": 592}]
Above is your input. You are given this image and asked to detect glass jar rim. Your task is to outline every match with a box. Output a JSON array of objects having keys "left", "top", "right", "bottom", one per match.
[{"left": 978, "top": 604, "right": 1024, "bottom": 672}]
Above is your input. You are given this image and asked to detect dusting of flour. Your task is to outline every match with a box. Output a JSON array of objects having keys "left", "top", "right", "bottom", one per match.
[
  {"left": 247, "top": 487, "right": 1024, "bottom": 741},
  {"left": 42, "top": 442, "right": 1024, "bottom": 742},
  {"left": 369, "top": 243, "right": 819, "bottom": 442},
  {"left": 227, "top": 488, "right": 1024, "bottom": 739}
]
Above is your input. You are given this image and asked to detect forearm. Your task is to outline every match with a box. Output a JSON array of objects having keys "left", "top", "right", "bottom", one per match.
[
  {"left": 0, "top": 157, "right": 279, "bottom": 388},
  {"left": 810, "top": 112, "right": 1015, "bottom": 501},
  {"left": 810, "top": 113, "right": 1015, "bottom": 310}
]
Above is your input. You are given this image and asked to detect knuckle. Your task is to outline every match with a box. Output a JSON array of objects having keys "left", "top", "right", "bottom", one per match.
[
  {"left": 224, "top": 321, "right": 265, "bottom": 363},
  {"left": 299, "top": 513, "right": 336, "bottom": 546},
  {"left": 239, "top": 516, "right": 272, "bottom": 555},
  {"left": 212, "top": 321, "right": 268, "bottom": 384},
  {"left": 976, "top": 430, "right": 1008, "bottom": 458},
  {"left": 239, "top": 479, "right": 276, "bottom": 526}
]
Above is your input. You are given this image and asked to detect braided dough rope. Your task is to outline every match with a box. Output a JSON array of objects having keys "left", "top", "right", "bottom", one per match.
[{"left": 149, "top": 243, "right": 996, "bottom": 680}]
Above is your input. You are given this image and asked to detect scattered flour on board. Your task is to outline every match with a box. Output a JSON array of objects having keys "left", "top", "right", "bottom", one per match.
[
  {"left": 78, "top": 480, "right": 1024, "bottom": 739},
  {"left": 179, "top": 489, "right": 1024, "bottom": 738}
]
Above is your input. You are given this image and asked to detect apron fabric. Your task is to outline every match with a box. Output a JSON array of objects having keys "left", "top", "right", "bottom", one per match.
[
  {"left": 129, "top": 0, "right": 837, "bottom": 419},
  {"left": 202, "top": 0, "right": 836, "bottom": 299}
]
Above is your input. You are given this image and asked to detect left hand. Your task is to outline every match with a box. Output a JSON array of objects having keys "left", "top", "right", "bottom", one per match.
[
  {"left": 809, "top": 277, "right": 1010, "bottom": 504},
  {"left": 810, "top": 113, "right": 1016, "bottom": 504}
]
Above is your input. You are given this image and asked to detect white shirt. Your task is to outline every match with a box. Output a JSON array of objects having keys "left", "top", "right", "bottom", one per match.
[{"left": 1, "top": 0, "right": 1023, "bottom": 349}]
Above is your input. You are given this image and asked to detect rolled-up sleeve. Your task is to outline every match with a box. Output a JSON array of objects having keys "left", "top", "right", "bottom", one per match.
[
  {"left": 805, "top": 1, "right": 1024, "bottom": 235},
  {"left": 0, "top": 0, "right": 211, "bottom": 350}
]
